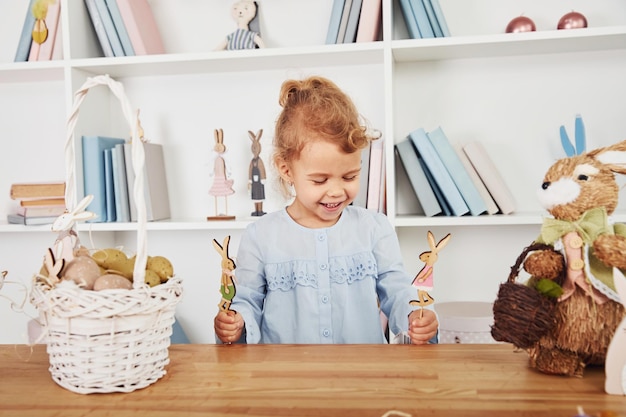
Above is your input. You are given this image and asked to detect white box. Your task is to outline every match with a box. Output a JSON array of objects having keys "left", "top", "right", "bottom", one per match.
[{"left": 435, "top": 301, "right": 498, "bottom": 344}]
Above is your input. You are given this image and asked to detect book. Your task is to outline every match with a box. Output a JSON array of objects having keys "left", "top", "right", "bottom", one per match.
[
  {"left": 342, "top": 0, "right": 363, "bottom": 43},
  {"left": 124, "top": 142, "right": 171, "bottom": 221},
  {"left": 7, "top": 213, "right": 57, "bottom": 226},
  {"left": 35, "top": 0, "right": 61, "bottom": 61},
  {"left": 18, "top": 197, "right": 66, "bottom": 207},
  {"left": 429, "top": 0, "right": 450, "bottom": 37},
  {"left": 419, "top": 154, "right": 451, "bottom": 216},
  {"left": 14, "top": 0, "right": 37, "bottom": 62},
  {"left": 104, "top": 148, "right": 116, "bottom": 222},
  {"left": 427, "top": 127, "right": 487, "bottom": 216},
  {"left": 51, "top": 11, "right": 64, "bottom": 60},
  {"left": 410, "top": 0, "right": 435, "bottom": 38},
  {"left": 353, "top": 142, "right": 371, "bottom": 208},
  {"left": 462, "top": 141, "right": 516, "bottom": 215},
  {"left": 84, "top": 0, "right": 115, "bottom": 57},
  {"left": 10, "top": 182, "right": 65, "bottom": 200},
  {"left": 422, "top": 0, "right": 442, "bottom": 37},
  {"left": 94, "top": 0, "right": 125, "bottom": 57},
  {"left": 366, "top": 138, "right": 384, "bottom": 211},
  {"left": 82, "top": 135, "right": 126, "bottom": 222},
  {"left": 398, "top": 0, "right": 420, "bottom": 39},
  {"left": 335, "top": 0, "right": 353, "bottom": 44},
  {"left": 355, "top": 0, "right": 382, "bottom": 42},
  {"left": 395, "top": 139, "right": 441, "bottom": 217},
  {"left": 453, "top": 142, "right": 499, "bottom": 215},
  {"left": 112, "top": 143, "right": 130, "bottom": 222},
  {"left": 16, "top": 204, "right": 66, "bottom": 217},
  {"left": 325, "top": 0, "right": 346, "bottom": 45},
  {"left": 105, "top": 0, "right": 135, "bottom": 56},
  {"left": 115, "top": 0, "right": 165, "bottom": 55},
  {"left": 409, "top": 128, "right": 469, "bottom": 216}
]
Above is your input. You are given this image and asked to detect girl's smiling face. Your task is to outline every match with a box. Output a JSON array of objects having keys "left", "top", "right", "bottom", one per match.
[{"left": 279, "top": 139, "right": 362, "bottom": 229}]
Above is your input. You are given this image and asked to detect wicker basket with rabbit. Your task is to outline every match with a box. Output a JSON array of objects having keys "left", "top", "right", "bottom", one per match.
[
  {"left": 29, "top": 75, "right": 182, "bottom": 394},
  {"left": 491, "top": 122, "right": 626, "bottom": 380}
]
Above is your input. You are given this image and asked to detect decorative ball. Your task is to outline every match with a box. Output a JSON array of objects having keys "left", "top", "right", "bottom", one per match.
[
  {"left": 506, "top": 16, "right": 536, "bottom": 33},
  {"left": 557, "top": 11, "right": 588, "bottom": 30}
]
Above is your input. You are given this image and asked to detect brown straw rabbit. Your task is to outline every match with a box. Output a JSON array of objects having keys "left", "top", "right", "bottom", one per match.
[{"left": 495, "top": 139, "right": 626, "bottom": 377}]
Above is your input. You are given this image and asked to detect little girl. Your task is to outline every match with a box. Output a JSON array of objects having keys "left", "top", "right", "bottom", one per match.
[{"left": 214, "top": 76, "right": 439, "bottom": 344}]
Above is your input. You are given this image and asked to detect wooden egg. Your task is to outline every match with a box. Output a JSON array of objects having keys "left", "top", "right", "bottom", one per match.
[
  {"left": 93, "top": 273, "right": 133, "bottom": 291},
  {"left": 62, "top": 255, "right": 101, "bottom": 290}
]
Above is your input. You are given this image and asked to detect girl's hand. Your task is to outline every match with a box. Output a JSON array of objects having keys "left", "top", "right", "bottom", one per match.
[
  {"left": 408, "top": 309, "right": 438, "bottom": 345},
  {"left": 214, "top": 310, "right": 244, "bottom": 344}
]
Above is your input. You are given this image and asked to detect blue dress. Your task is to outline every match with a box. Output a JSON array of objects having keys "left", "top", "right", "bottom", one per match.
[{"left": 227, "top": 206, "right": 437, "bottom": 344}]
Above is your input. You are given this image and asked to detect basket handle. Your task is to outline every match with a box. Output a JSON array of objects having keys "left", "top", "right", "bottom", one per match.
[
  {"left": 64, "top": 74, "right": 147, "bottom": 288},
  {"left": 507, "top": 242, "right": 565, "bottom": 284}
]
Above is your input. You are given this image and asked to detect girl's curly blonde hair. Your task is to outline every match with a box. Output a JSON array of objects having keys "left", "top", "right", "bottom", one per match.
[{"left": 273, "top": 76, "right": 380, "bottom": 197}]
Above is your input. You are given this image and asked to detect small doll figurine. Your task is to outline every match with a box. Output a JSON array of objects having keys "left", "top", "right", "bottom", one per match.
[
  {"left": 214, "top": 236, "right": 237, "bottom": 312},
  {"left": 248, "top": 129, "right": 266, "bottom": 216},
  {"left": 215, "top": 1, "right": 265, "bottom": 51},
  {"left": 410, "top": 231, "right": 451, "bottom": 318},
  {"left": 208, "top": 129, "right": 236, "bottom": 220}
]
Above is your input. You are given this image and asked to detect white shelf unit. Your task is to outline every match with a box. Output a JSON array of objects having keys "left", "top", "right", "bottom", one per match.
[{"left": 0, "top": 0, "right": 625, "bottom": 344}]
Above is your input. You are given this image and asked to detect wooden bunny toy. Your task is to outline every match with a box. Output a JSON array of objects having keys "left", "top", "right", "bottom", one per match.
[
  {"left": 410, "top": 231, "right": 451, "bottom": 318},
  {"left": 248, "top": 129, "right": 266, "bottom": 216},
  {"left": 208, "top": 129, "right": 235, "bottom": 220},
  {"left": 215, "top": 1, "right": 265, "bottom": 50},
  {"left": 492, "top": 136, "right": 626, "bottom": 377},
  {"left": 214, "top": 236, "right": 237, "bottom": 312}
]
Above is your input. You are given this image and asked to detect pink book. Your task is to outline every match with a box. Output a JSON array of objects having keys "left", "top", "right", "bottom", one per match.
[
  {"left": 115, "top": 0, "right": 165, "bottom": 55},
  {"left": 356, "top": 0, "right": 382, "bottom": 42},
  {"left": 366, "top": 138, "right": 385, "bottom": 211},
  {"left": 37, "top": 0, "right": 61, "bottom": 61}
]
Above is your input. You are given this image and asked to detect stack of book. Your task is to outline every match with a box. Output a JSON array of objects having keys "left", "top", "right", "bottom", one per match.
[
  {"left": 325, "top": 0, "right": 383, "bottom": 44},
  {"left": 14, "top": 0, "right": 63, "bottom": 62},
  {"left": 395, "top": 127, "right": 516, "bottom": 217},
  {"left": 82, "top": 135, "right": 171, "bottom": 223},
  {"left": 83, "top": 0, "right": 164, "bottom": 57},
  {"left": 398, "top": 0, "right": 450, "bottom": 39},
  {"left": 352, "top": 137, "right": 386, "bottom": 213},
  {"left": 8, "top": 181, "right": 66, "bottom": 225}
]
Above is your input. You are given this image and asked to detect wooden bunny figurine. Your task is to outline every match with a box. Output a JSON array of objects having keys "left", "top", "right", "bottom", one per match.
[
  {"left": 51, "top": 195, "right": 96, "bottom": 265},
  {"left": 496, "top": 138, "right": 626, "bottom": 376},
  {"left": 208, "top": 129, "right": 235, "bottom": 220},
  {"left": 215, "top": 1, "right": 265, "bottom": 50},
  {"left": 410, "top": 231, "right": 451, "bottom": 318},
  {"left": 248, "top": 129, "right": 266, "bottom": 216},
  {"left": 214, "top": 236, "right": 237, "bottom": 312}
]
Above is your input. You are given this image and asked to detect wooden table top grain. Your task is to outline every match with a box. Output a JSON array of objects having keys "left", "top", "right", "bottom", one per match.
[{"left": 0, "top": 343, "right": 624, "bottom": 417}]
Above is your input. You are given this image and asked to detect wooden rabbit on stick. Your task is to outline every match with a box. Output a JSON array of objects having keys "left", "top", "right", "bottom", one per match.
[
  {"left": 410, "top": 231, "right": 451, "bottom": 318},
  {"left": 214, "top": 236, "right": 237, "bottom": 312}
]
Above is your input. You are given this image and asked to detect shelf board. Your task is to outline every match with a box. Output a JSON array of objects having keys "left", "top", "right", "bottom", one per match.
[
  {"left": 391, "top": 25, "right": 626, "bottom": 62},
  {"left": 69, "top": 43, "right": 385, "bottom": 78},
  {"left": 0, "top": 61, "right": 65, "bottom": 83}
]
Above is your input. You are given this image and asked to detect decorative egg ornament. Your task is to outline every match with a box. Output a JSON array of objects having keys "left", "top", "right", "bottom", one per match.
[
  {"left": 557, "top": 11, "right": 588, "bottom": 29},
  {"left": 505, "top": 15, "right": 536, "bottom": 33}
]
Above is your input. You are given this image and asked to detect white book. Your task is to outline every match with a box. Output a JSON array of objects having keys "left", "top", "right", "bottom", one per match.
[{"left": 453, "top": 142, "right": 499, "bottom": 215}]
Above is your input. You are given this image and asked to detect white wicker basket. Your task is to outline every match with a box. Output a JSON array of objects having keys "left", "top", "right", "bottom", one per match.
[{"left": 30, "top": 75, "right": 183, "bottom": 394}]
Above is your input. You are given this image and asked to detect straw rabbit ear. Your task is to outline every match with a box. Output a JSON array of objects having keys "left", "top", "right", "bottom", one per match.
[{"left": 72, "top": 195, "right": 94, "bottom": 214}]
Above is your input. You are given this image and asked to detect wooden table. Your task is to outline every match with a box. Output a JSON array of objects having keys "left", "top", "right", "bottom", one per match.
[{"left": 0, "top": 343, "right": 624, "bottom": 417}]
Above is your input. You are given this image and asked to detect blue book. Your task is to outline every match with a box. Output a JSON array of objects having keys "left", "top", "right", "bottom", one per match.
[
  {"left": 82, "top": 135, "right": 125, "bottom": 222},
  {"left": 427, "top": 127, "right": 487, "bottom": 216},
  {"left": 14, "top": 0, "right": 37, "bottom": 62},
  {"left": 104, "top": 148, "right": 116, "bottom": 222},
  {"left": 325, "top": 0, "right": 346, "bottom": 44},
  {"left": 105, "top": 0, "right": 135, "bottom": 56},
  {"left": 84, "top": 0, "right": 114, "bottom": 57},
  {"left": 409, "top": 128, "right": 468, "bottom": 216},
  {"left": 94, "top": 0, "right": 125, "bottom": 56},
  {"left": 429, "top": 0, "right": 450, "bottom": 36},
  {"left": 410, "top": 0, "right": 435, "bottom": 38},
  {"left": 418, "top": 152, "right": 451, "bottom": 216},
  {"left": 112, "top": 143, "right": 130, "bottom": 222},
  {"left": 422, "top": 0, "right": 442, "bottom": 37},
  {"left": 398, "top": 0, "right": 421, "bottom": 39},
  {"left": 395, "top": 139, "right": 441, "bottom": 217}
]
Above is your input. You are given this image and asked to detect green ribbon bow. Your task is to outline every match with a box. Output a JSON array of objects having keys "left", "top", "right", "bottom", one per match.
[{"left": 539, "top": 207, "right": 611, "bottom": 245}]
